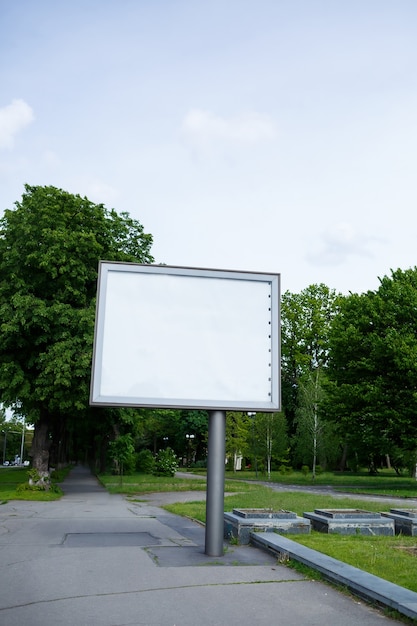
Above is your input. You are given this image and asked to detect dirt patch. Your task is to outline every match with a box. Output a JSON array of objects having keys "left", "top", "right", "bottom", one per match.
[{"left": 395, "top": 545, "right": 417, "bottom": 557}]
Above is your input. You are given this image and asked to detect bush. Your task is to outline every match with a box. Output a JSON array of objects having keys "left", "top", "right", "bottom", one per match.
[
  {"left": 108, "top": 434, "right": 136, "bottom": 475},
  {"left": 16, "top": 481, "right": 62, "bottom": 494},
  {"left": 136, "top": 449, "right": 155, "bottom": 474},
  {"left": 122, "top": 454, "right": 136, "bottom": 475},
  {"left": 27, "top": 468, "right": 51, "bottom": 490},
  {"left": 153, "top": 447, "right": 178, "bottom": 477},
  {"left": 301, "top": 465, "right": 309, "bottom": 476},
  {"left": 191, "top": 459, "right": 207, "bottom": 469}
]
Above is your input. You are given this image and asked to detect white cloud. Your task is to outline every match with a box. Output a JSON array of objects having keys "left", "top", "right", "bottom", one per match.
[
  {"left": 181, "top": 109, "right": 276, "bottom": 149},
  {"left": 306, "top": 222, "right": 380, "bottom": 267},
  {"left": 0, "top": 99, "right": 34, "bottom": 149}
]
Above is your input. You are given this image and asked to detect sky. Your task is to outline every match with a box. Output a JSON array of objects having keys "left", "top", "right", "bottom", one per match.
[{"left": 1, "top": 0, "right": 417, "bottom": 295}]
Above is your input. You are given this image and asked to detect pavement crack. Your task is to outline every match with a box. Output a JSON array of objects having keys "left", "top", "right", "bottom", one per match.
[{"left": 0, "top": 579, "right": 306, "bottom": 612}]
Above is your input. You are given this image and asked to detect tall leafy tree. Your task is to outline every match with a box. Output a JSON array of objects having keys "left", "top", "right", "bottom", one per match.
[
  {"left": 136, "top": 409, "right": 208, "bottom": 463},
  {"left": 281, "top": 284, "right": 340, "bottom": 434},
  {"left": 174, "top": 410, "right": 208, "bottom": 466},
  {"left": 0, "top": 185, "right": 153, "bottom": 478},
  {"left": 253, "top": 412, "right": 288, "bottom": 478},
  {"left": 292, "top": 368, "right": 339, "bottom": 475},
  {"left": 327, "top": 268, "right": 417, "bottom": 472},
  {"left": 225, "top": 412, "right": 250, "bottom": 472}
]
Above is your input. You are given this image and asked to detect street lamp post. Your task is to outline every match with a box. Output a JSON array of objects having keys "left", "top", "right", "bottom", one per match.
[
  {"left": 1, "top": 428, "right": 23, "bottom": 465},
  {"left": 2, "top": 431, "right": 6, "bottom": 465},
  {"left": 20, "top": 420, "right": 25, "bottom": 464},
  {"left": 185, "top": 434, "right": 195, "bottom": 466},
  {"left": 248, "top": 412, "right": 258, "bottom": 479}
]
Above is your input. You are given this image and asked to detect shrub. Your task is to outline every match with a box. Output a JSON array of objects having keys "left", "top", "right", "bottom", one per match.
[
  {"left": 27, "top": 468, "right": 51, "bottom": 490},
  {"left": 191, "top": 459, "right": 207, "bottom": 469},
  {"left": 108, "top": 434, "right": 136, "bottom": 475},
  {"left": 301, "top": 465, "right": 309, "bottom": 476},
  {"left": 136, "top": 449, "right": 155, "bottom": 474},
  {"left": 153, "top": 447, "right": 178, "bottom": 477},
  {"left": 16, "top": 481, "right": 61, "bottom": 494}
]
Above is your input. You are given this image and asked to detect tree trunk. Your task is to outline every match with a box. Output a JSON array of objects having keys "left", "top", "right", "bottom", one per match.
[
  {"left": 49, "top": 416, "right": 68, "bottom": 468},
  {"left": 339, "top": 441, "right": 348, "bottom": 471},
  {"left": 266, "top": 426, "right": 272, "bottom": 480},
  {"left": 29, "top": 416, "right": 52, "bottom": 486}
]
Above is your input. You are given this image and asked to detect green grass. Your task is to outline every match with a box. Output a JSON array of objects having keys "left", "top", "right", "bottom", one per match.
[
  {"left": 163, "top": 486, "right": 417, "bottom": 594},
  {"left": 227, "top": 469, "right": 417, "bottom": 498},
  {"left": 100, "top": 467, "right": 417, "bottom": 498},
  {"left": 4, "top": 466, "right": 417, "bottom": 594},
  {"left": 165, "top": 486, "right": 393, "bottom": 520},
  {"left": 293, "top": 533, "right": 417, "bottom": 593},
  {"left": 98, "top": 472, "right": 259, "bottom": 496},
  {"left": 0, "top": 466, "right": 68, "bottom": 501}
]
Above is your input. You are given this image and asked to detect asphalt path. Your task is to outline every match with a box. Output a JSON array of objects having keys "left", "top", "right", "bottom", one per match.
[{"left": 0, "top": 467, "right": 411, "bottom": 626}]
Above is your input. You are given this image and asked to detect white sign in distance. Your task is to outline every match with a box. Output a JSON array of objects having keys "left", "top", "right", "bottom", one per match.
[{"left": 90, "top": 262, "right": 280, "bottom": 411}]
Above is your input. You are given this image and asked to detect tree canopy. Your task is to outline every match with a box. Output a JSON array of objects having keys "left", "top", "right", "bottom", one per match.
[
  {"left": 2, "top": 186, "right": 416, "bottom": 478},
  {"left": 326, "top": 268, "right": 417, "bottom": 470},
  {"left": 0, "top": 185, "right": 154, "bottom": 474},
  {"left": 281, "top": 283, "right": 340, "bottom": 435}
]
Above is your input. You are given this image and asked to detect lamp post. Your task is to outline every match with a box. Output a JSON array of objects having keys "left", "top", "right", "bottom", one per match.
[
  {"left": 20, "top": 420, "right": 25, "bottom": 464},
  {"left": 2, "top": 431, "right": 6, "bottom": 465},
  {"left": 1, "top": 428, "right": 22, "bottom": 465},
  {"left": 185, "top": 434, "right": 195, "bottom": 466},
  {"left": 248, "top": 412, "right": 258, "bottom": 479}
]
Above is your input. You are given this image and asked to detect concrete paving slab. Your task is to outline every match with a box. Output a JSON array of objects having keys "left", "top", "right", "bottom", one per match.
[{"left": 0, "top": 465, "right": 405, "bottom": 626}]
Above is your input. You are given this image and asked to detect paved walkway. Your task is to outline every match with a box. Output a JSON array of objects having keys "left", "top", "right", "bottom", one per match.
[{"left": 0, "top": 466, "right": 406, "bottom": 625}]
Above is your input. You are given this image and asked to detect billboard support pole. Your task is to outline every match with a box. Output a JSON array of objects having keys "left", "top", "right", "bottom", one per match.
[{"left": 205, "top": 410, "right": 226, "bottom": 556}]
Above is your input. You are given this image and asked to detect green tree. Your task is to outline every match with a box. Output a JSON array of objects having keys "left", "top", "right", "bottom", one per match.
[
  {"left": 136, "top": 409, "right": 178, "bottom": 454},
  {"left": 327, "top": 268, "right": 417, "bottom": 473},
  {"left": 281, "top": 284, "right": 340, "bottom": 435},
  {"left": 0, "top": 185, "right": 153, "bottom": 480},
  {"left": 1, "top": 418, "right": 24, "bottom": 464},
  {"left": 292, "top": 369, "right": 339, "bottom": 476},
  {"left": 225, "top": 412, "right": 250, "bottom": 472},
  {"left": 253, "top": 412, "right": 288, "bottom": 478},
  {"left": 281, "top": 284, "right": 342, "bottom": 471},
  {"left": 108, "top": 433, "right": 136, "bottom": 481},
  {"left": 136, "top": 409, "right": 208, "bottom": 466}
]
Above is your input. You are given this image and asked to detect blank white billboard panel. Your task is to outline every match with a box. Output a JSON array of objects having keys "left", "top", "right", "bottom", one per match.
[{"left": 90, "top": 263, "right": 280, "bottom": 411}]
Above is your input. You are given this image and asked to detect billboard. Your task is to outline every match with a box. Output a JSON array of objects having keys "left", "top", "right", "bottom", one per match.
[{"left": 90, "top": 262, "right": 280, "bottom": 411}]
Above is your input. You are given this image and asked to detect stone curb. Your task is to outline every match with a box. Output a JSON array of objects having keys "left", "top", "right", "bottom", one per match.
[{"left": 251, "top": 532, "right": 417, "bottom": 621}]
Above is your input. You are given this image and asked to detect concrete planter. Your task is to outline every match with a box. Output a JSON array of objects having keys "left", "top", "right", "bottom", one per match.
[
  {"left": 224, "top": 508, "right": 310, "bottom": 545},
  {"left": 303, "top": 509, "right": 395, "bottom": 536},
  {"left": 381, "top": 509, "right": 417, "bottom": 536}
]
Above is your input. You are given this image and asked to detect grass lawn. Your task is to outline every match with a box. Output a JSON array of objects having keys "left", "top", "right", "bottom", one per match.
[
  {"left": 164, "top": 484, "right": 417, "bottom": 594},
  {"left": 98, "top": 472, "right": 259, "bottom": 496},
  {"left": 99, "top": 471, "right": 417, "bottom": 595},
  {"left": 3, "top": 467, "right": 417, "bottom": 596},
  {"left": 0, "top": 467, "right": 67, "bottom": 501},
  {"left": 226, "top": 469, "right": 417, "bottom": 498}
]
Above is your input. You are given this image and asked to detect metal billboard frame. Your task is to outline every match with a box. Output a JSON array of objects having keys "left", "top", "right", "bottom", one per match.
[{"left": 90, "top": 262, "right": 280, "bottom": 412}]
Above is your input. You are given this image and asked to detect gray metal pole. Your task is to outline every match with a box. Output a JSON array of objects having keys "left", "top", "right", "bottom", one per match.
[
  {"left": 205, "top": 410, "right": 226, "bottom": 556},
  {"left": 20, "top": 421, "right": 25, "bottom": 464},
  {"left": 2, "top": 431, "right": 6, "bottom": 465}
]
